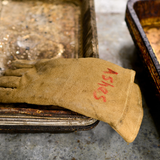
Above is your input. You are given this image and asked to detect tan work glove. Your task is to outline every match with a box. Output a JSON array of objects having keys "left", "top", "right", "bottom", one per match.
[{"left": 0, "top": 58, "right": 143, "bottom": 143}]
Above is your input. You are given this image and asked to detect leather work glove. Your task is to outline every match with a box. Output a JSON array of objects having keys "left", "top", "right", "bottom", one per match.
[{"left": 0, "top": 58, "right": 143, "bottom": 143}]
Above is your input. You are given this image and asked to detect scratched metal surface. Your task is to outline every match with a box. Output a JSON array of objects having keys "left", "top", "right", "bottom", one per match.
[{"left": 0, "top": 0, "right": 160, "bottom": 160}]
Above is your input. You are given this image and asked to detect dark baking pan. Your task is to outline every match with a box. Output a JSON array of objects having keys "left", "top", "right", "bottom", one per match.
[
  {"left": 0, "top": 0, "right": 99, "bottom": 132},
  {"left": 125, "top": 0, "right": 160, "bottom": 98}
]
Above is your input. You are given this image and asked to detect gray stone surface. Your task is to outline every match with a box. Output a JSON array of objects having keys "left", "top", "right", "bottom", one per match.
[{"left": 0, "top": 0, "right": 160, "bottom": 160}]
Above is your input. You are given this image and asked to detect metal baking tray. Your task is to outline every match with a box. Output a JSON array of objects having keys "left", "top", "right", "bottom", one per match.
[
  {"left": 0, "top": 0, "right": 99, "bottom": 132},
  {"left": 125, "top": 0, "right": 160, "bottom": 98}
]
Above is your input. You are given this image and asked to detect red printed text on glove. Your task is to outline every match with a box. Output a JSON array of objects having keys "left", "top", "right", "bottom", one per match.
[{"left": 93, "top": 68, "right": 118, "bottom": 102}]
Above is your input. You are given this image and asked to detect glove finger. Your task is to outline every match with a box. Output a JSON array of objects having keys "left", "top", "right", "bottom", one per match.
[
  {"left": 0, "top": 88, "right": 15, "bottom": 103},
  {"left": 4, "top": 68, "right": 30, "bottom": 77},
  {"left": 11, "top": 60, "right": 37, "bottom": 68},
  {"left": 0, "top": 76, "right": 20, "bottom": 88}
]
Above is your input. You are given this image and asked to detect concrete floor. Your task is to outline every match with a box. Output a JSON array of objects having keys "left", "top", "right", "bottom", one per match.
[{"left": 0, "top": 0, "right": 160, "bottom": 159}]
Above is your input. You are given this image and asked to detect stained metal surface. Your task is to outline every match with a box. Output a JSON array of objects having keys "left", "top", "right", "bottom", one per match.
[
  {"left": 0, "top": 106, "right": 86, "bottom": 117},
  {"left": 0, "top": 0, "right": 82, "bottom": 72}
]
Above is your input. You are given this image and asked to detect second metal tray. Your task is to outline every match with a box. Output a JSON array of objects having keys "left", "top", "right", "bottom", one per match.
[{"left": 125, "top": 0, "right": 160, "bottom": 99}]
